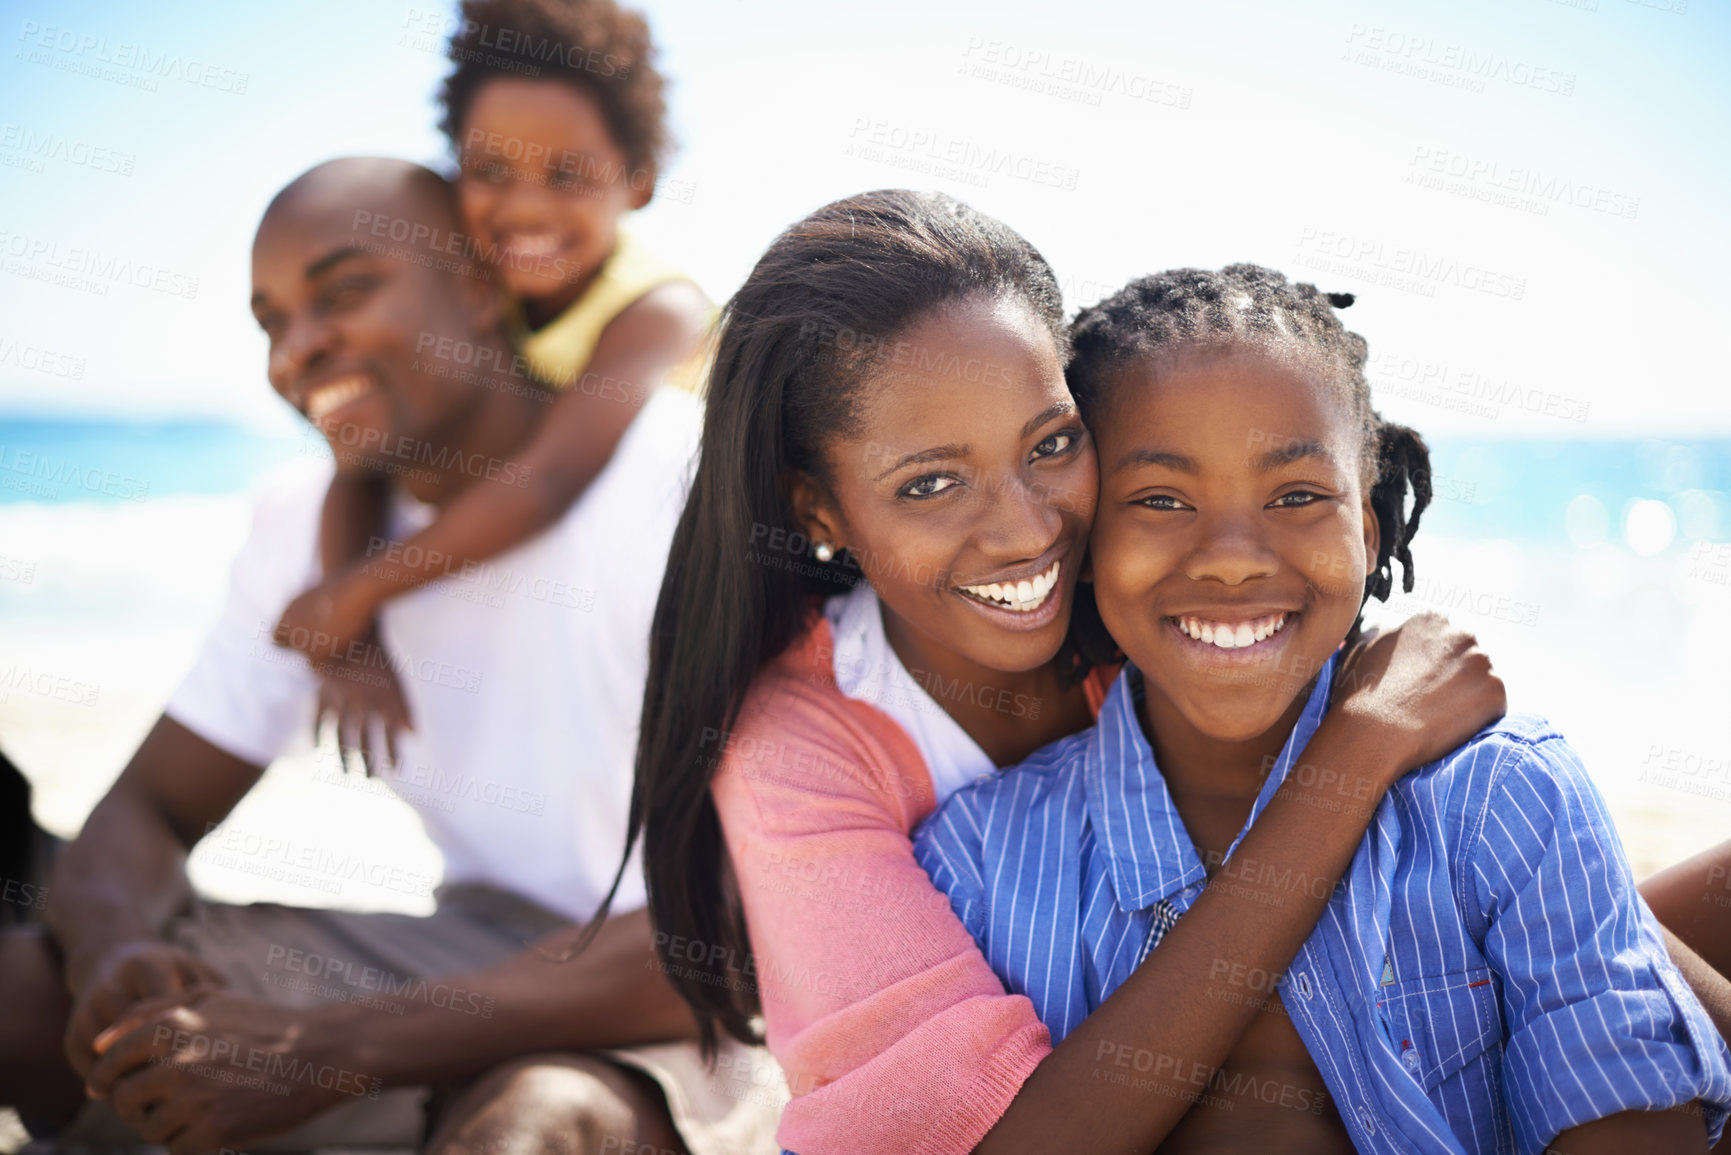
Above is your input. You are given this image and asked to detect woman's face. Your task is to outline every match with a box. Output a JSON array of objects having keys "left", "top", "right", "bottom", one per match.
[{"left": 798, "top": 294, "right": 1098, "bottom": 674}]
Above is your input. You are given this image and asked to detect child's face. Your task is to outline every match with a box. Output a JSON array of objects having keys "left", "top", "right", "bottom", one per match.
[
  {"left": 455, "top": 77, "right": 650, "bottom": 308},
  {"left": 797, "top": 294, "right": 1097, "bottom": 675},
  {"left": 1088, "top": 346, "right": 1378, "bottom": 743}
]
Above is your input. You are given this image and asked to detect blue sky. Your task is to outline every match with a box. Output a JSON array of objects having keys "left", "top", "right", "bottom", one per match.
[{"left": 0, "top": 0, "right": 1725, "bottom": 435}]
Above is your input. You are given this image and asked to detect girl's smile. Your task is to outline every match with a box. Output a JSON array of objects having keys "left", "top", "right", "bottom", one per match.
[{"left": 1088, "top": 346, "right": 1376, "bottom": 745}]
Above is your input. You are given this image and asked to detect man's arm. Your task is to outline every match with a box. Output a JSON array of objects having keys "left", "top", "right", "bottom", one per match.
[
  {"left": 1549, "top": 1106, "right": 1709, "bottom": 1154},
  {"left": 336, "top": 905, "right": 698, "bottom": 1087},
  {"left": 82, "top": 904, "right": 699, "bottom": 1121},
  {"left": 1645, "top": 841, "right": 1731, "bottom": 981},
  {"left": 1655, "top": 926, "right": 1731, "bottom": 1065},
  {"left": 46, "top": 716, "right": 263, "bottom": 1062}
]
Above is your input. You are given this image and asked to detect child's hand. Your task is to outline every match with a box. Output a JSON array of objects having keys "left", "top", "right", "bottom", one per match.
[
  {"left": 1333, "top": 612, "right": 1505, "bottom": 776},
  {"left": 274, "top": 573, "right": 377, "bottom": 661},
  {"left": 311, "top": 630, "right": 413, "bottom": 776}
]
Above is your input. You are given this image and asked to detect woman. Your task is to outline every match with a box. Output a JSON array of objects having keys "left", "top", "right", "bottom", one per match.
[{"left": 620, "top": 190, "right": 1506, "bottom": 1155}]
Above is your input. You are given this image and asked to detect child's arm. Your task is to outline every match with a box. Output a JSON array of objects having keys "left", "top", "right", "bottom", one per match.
[
  {"left": 273, "top": 469, "right": 412, "bottom": 774},
  {"left": 317, "top": 469, "right": 390, "bottom": 587},
  {"left": 285, "top": 280, "right": 709, "bottom": 655},
  {"left": 1478, "top": 738, "right": 1731, "bottom": 1153},
  {"left": 274, "top": 469, "right": 389, "bottom": 656},
  {"left": 771, "top": 614, "right": 1498, "bottom": 1155},
  {"left": 949, "top": 614, "right": 1506, "bottom": 1155}
]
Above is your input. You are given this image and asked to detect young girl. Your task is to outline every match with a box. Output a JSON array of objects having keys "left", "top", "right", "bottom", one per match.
[
  {"left": 618, "top": 191, "right": 1508, "bottom": 1155},
  {"left": 273, "top": 0, "right": 711, "bottom": 761},
  {"left": 914, "top": 265, "right": 1731, "bottom": 1153}
]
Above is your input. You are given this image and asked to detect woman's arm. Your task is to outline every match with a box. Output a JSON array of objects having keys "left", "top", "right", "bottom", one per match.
[
  {"left": 728, "top": 615, "right": 1501, "bottom": 1155},
  {"left": 977, "top": 614, "right": 1502, "bottom": 1154}
]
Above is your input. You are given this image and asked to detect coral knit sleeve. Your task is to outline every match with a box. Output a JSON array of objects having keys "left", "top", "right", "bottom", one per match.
[{"left": 710, "top": 616, "right": 1053, "bottom": 1155}]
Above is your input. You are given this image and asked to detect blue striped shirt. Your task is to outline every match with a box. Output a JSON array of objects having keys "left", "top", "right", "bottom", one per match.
[{"left": 913, "top": 655, "right": 1731, "bottom": 1154}]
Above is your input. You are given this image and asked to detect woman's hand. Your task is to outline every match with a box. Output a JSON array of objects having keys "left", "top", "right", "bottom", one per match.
[{"left": 1333, "top": 611, "right": 1505, "bottom": 779}]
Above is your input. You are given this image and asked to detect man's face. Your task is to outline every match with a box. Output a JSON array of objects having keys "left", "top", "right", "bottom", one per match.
[{"left": 250, "top": 185, "right": 489, "bottom": 468}]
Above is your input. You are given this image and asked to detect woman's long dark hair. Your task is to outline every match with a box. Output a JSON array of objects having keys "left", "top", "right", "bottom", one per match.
[{"left": 596, "top": 190, "right": 1069, "bottom": 1053}]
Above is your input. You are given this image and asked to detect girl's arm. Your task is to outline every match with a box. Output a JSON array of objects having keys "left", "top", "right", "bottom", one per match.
[
  {"left": 275, "top": 471, "right": 411, "bottom": 774},
  {"left": 731, "top": 615, "right": 1501, "bottom": 1155},
  {"left": 318, "top": 469, "right": 390, "bottom": 591},
  {"left": 975, "top": 614, "right": 1502, "bottom": 1155},
  {"left": 273, "top": 470, "right": 388, "bottom": 659},
  {"left": 294, "top": 279, "right": 709, "bottom": 652}
]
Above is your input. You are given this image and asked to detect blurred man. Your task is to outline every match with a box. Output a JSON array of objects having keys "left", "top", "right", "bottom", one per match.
[{"left": 0, "top": 158, "right": 782, "bottom": 1155}]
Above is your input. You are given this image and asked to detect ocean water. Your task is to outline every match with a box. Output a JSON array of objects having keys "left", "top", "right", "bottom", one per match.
[
  {"left": 1, "top": 416, "right": 1728, "bottom": 904},
  {"left": 6, "top": 416, "right": 1730, "bottom": 537}
]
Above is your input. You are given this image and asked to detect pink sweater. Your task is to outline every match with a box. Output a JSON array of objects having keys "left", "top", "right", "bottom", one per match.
[{"left": 710, "top": 613, "right": 1111, "bottom": 1155}]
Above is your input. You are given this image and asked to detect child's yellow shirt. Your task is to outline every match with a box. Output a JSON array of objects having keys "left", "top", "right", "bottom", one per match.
[{"left": 507, "top": 230, "right": 714, "bottom": 396}]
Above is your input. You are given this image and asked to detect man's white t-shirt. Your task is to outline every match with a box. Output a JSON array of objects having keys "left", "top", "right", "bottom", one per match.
[{"left": 167, "top": 388, "right": 700, "bottom": 922}]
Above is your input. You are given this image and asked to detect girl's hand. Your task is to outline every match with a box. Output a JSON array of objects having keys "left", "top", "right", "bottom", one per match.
[
  {"left": 1332, "top": 611, "right": 1505, "bottom": 779},
  {"left": 273, "top": 572, "right": 378, "bottom": 661},
  {"left": 311, "top": 629, "right": 413, "bottom": 776}
]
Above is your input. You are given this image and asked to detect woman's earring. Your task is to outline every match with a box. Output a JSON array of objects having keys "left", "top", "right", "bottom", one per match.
[{"left": 814, "top": 542, "right": 835, "bottom": 563}]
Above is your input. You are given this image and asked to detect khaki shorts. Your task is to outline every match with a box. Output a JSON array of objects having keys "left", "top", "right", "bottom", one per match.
[{"left": 61, "top": 884, "right": 786, "bottom": 1154}]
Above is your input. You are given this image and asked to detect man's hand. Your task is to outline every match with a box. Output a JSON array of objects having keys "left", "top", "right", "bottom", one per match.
[
  {"left": 1333, "top": 611, "right": 1506, "bottom": 777},
  {"left": 64, "top": 940, "right": 226, "bottom": 1082},
  {"left": 85, "top": 990, "right": 369, "bottom": 1155}
]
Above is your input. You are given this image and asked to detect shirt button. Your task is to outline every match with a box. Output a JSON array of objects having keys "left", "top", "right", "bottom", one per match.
[{"left": 1358, "top": 1105, "right": 1377, "bottom": 1134}]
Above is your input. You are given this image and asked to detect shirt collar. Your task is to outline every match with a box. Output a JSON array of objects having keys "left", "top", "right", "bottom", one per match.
[{"left": 1083, "top": 652, "right": 1339, "bottom": 913}]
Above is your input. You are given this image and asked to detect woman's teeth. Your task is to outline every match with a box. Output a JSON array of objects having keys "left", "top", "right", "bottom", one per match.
[
  {"left": 305, "top": 375, "right": 374, "bottom": 422},
  {"left": 1176, "top": 612, "right": 1289, "bottom": 650},
  {"left": 959, "top": 560, "right": 1061, "bottom": 613}
]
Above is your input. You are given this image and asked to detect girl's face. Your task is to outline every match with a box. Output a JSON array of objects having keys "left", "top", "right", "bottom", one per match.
[
  {"left": 1087, "top": 345, "right": 1379, "bottom": 743},
  {"left": 797, "top": 294, "right": 1097, "bottom": 674},
  {"left": 455, "top": 77, "right": 649, "bottom": 312}
]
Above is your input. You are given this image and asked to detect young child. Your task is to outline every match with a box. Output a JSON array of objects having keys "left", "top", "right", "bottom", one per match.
[
  {"left": 273, "top": 0, "right": 711, "bottom": 761},
  {"left": 913, "top": 265, "right": 1731, "bottom": 1153}
]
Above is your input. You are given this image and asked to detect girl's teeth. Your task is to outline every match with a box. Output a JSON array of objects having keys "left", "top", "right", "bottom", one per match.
[{"left": 1180, "top": 613, "right": 1289, "bottom": 651}]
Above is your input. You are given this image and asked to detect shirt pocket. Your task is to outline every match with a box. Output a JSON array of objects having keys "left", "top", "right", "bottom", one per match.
[{"left": 1378, "top": 965, "right": 1502, "bottom": 1091}]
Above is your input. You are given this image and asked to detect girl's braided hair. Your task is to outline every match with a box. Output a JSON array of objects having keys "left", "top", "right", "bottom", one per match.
[{"left": 1067, "top": 263, "right": 1431, "bottom": 619}]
